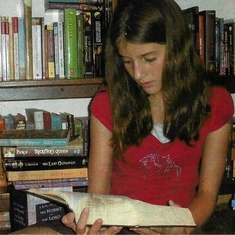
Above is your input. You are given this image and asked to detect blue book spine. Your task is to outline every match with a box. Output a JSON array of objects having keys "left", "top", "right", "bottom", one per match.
[{"left": 18, "top": 17, "right": 26, "bottom": 80}]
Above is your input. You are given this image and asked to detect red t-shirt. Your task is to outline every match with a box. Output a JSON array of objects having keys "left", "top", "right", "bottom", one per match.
[{"left": 90, "top": 86, "right": 234, "bottom": 207}]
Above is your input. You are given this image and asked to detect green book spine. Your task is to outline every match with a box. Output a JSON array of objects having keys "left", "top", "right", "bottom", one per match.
[
  {"left": 64, "top": 8, "right": 78, "bottom": 78},
  {"left": 77, "top": 12, "right": 85, "bottom": 78}
]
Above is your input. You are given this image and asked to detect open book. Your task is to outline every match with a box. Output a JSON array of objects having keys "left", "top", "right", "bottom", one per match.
[{"left": 28, "top": 189, "right": 196, "bottom": 227}]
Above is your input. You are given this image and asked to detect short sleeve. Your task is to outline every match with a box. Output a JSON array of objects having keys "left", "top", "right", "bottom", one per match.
[
  {"left": 90, "top": 87, "right": 113, "bottom": 131},
  {"left": 209, "top": 86, "right": 234, "bottom": 132}
]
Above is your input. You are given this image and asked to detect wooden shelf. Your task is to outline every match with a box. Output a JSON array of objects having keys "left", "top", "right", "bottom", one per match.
[{"left": 0, "top": 78, "right": 103, "bottom": 101}]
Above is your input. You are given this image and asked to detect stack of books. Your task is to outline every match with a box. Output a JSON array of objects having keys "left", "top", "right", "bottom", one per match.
[
  {"left": 0, "top": 187, "right": 10, "bottom": 233},
  {"left": 0, "top": 118, "right": 89, "bottom": 231}
]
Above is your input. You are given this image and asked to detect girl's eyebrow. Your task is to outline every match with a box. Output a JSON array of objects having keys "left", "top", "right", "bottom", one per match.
[{"left": 119, "top": 51, "right": 158, "bottom": 59}]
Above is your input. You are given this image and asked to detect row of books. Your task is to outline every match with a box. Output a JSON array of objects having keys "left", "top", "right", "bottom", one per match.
[
  {"left": 0, "top": 108, "right": 88, "bottom": 140},
  {"left": 183, "top": 6, "right": 235, "bottom": 75},
  {"left": 0, "top": 0, "right": 106, "bottom": 81}
]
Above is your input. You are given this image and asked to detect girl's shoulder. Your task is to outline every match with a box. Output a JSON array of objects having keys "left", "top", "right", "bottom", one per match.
[{"left": 208, "top": 86, "right": 234, "bottom": 131}]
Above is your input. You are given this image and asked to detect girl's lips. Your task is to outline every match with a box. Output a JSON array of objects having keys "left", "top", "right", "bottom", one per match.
[{"left": 141, "top": 81, "right": 152, "bottom": 88}]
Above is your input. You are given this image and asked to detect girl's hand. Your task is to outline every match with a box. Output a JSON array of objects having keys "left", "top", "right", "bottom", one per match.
[
  {"left": 130, "top": 200, "right": 194, "bottom": 235},
  {"left": 61, "top": 208, "right": 122, "bottom": 235}
]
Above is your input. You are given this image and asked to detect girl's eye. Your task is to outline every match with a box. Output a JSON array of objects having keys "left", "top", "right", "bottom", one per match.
[
  {"left": 145, "top": 57, "right": 156, "bottom": 63},
  {"left": 122, "top": 59, "right": 132, "bottom": 65}
]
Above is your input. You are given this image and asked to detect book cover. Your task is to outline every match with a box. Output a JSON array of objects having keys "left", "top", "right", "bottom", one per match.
[
  {"left": 3, "top": 114, "right": 15, "bottom": 130},
  {"left": 51, "top": 113, "right": 62, "bottom": 130},
  {"left": 64, "top": 8, "right": 79, "bottom": 78},
  {"left": 23, "top": 0, "right": 33, "bottom": 80},
  {"left": 12, "top": 16, "right": 20, "bottom": 80},
  {"left": 2, "top": 136, "right": 83, "bottom": 158},
  {"left": 3, "top": 156, "right": 88, "bottom": 171},
  {"left": 0, "top": 115, "right": 5, "bottom": 131},
  {"left": 34, "top": 110, "right": 44, "bottom": 130},
  {"left": 13, "top": 113, "right": 26, "bottom": 130},
  {"left": 83, "top": 11, "right": 94, "bottom": 77},
  {"left": 0, "top": 129, "right": 70, "bottom": 147},
  {"left": 9, "top": 185, "right": 70, "bottom": 232},
  {"left": 18, "top": 16, "right": 26, "bottom": 80},
  {"left": 199, "top": 10, "right": 216, "bottom": 73},
  {"left": 77, "top": 11, "right": 85, "bottom": 78},
  {"left": 28, "top": 190, "right": 196, "bottom": 227},
  {"left": 6, "top": 167, "right": 88, "bottom": 181},
  {"left": 32, "top": 17, "right": 43, "bottom": 80}
]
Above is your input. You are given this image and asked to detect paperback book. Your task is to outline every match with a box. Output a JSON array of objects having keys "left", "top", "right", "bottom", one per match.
[
  {"left": 28, "top": 190, "right": 196, "bottom": 227},
  {"left": 0, "top": 129, "right": 70, "bottom": 147}
]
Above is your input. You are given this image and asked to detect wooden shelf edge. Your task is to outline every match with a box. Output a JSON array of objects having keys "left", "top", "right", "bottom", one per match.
[{"left": 0, "top": 78, "right": 104, "bottom": 88}]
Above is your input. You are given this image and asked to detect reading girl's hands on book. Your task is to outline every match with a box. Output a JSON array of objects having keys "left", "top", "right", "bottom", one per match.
[{"left": 62, "top": 208, "right": 123, "bottom": 235}]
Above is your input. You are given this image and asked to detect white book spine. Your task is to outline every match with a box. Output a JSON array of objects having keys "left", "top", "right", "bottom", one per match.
[
  {"left": 1, "top": 16, "right": 7, "bottom": 81},
  {"left": 32, "top": 24, "right": 42, "bottom": 80},
  {"left": 58, "top": 21, "right": 65, "bottom": 78},
  {"left": 13, "top": 17, "right": 19, "bottom": 80},
  {"left": 34, "top": 110, "right": 44, "bottom": 130},
  {"left": 5, "top": 17, "right": 10, "bottom": 81}
]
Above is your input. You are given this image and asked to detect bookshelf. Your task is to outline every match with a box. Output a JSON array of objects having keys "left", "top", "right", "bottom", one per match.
[{"left": 0, "top": 78, "right": 103, "bottom": 101}]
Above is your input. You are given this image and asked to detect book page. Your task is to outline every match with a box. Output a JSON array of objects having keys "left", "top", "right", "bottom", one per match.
[{"left": 28, "top": 189, "right": 196, "bottom": 227}]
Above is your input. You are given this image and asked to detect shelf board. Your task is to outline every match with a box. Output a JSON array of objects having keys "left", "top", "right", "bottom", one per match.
[{"left": 0, "top": 78, "right": 104, "bottom": 101}]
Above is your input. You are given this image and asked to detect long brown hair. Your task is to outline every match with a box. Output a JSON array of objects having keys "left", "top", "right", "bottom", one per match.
[{"left": 104, "top": 0, "right": 211, "bottom": 154}]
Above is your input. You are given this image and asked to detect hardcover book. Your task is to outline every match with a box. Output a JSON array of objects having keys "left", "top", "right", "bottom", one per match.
[
  {"left": 0, "top": 129, "right": 70, "bottom": 147},
  {"left": 9, "top": 185, "right": 71, "bottom": 232},
  {"left": 28, "top": 190, "right": 196, "bottom": 227}
]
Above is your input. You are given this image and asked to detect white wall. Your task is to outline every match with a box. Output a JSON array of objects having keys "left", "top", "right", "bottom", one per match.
[{"left": 0, "top": 0, "right": 234, "bottom": 116}]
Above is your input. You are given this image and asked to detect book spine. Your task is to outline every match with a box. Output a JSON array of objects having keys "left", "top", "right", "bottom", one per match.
[
  {"left": 5, "top": 17, "right": 10, "bottom": 81},
  {"left": 224, "top": 24, "right": 230, "bottom": 75},
  {"left": 45, "top": 23, "right": 55, "bottom": 79},
  {"left": 3, "top": 156, "right": 88, "bottom": 171},
  {"left": 46, "top": 2, "right": 102, "bottom": 10},
  {"left": 0, "top": 117, "right": 5, "bottom": 131},
  {"left": 6, "top": 167, "right": 88, "bottom": 181},
  {"left": 219, "top": 18, "right": 225, "bottom": 75},
  {"left": 227, "top": 23, "right": 234, "bottom": 75},
  {"left": 1, "top": 17, "right": 7, "bottom": 81},
  {"left": 83, "top": 11, "right": 94, "bottom": 77},
  {"left": 8, "top": 18, "right": 15, "bottom": 81},
  {"left": 14, "top": 113, "right": 26, "bottom": 130},
  {"left": 215, "top": 17, "right": 220, "bottom": 74},
  {"left": 200, "top": 10, "right": 216, "bottom": 73},
  {"left": 92, "top": 9, "right": 104, "bottom": 77},
  {"left": 49, "top": 0, "right": 102, "bottom": 3},
  {"left": 4, "top": 114, "right": 15, "bottom": 130},
  {"left": 0, "top": 17, "right": 2, "bottom": 81},
  {"left": 64, "top": 8, "right": 79, "bottom": 78},
  {"left": 198, "top": 14, "right": 205, "bottom": 66},
  {"left": 0, "top": 155, "right": 7, "bottom": 187},
  {"left": 18, "top": 17, "right": 26, "bottom": 80},
  {"left": 32, "top": 17, "right": 43, "bottom": 80},
  {"left": 53, "top": 22, "right": 60, "bottom": 78},
  {"left": 51, "top": 113, "right": 62, "bottom": 130},
  {"left": 24, "top": 0, "right": 33, "bottom": 80},
  {"left": 12, "top": 16, "right": 20, "bottom": 80},
  {"left": 57, "top": 21, "right": 65, "bottom": 78},
  {"left": 13, "top": 178, "right": 88, "bottom": 190},
  {"left": 43, "top": 111, "right": 51, "bottom": 130},
  {"left": 34, "top": 110, "right": 44, "bottom": 130},
  {"left": 77, "top": 12, "right": 85, "bottom": 78},
  {"left": 2, "top": 144, "right": 83, "bottom": 157}
]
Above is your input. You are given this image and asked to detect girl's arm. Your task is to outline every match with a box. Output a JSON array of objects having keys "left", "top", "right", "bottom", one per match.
[
  {"left": 87, "top": 114, "right": 114, "bottom": 194},
  {"left": 187, "top": 121, "right": 232, "bottom": 232}
]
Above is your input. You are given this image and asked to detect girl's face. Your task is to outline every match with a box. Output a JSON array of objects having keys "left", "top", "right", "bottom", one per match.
[{"left": 117, "top": 41, "right": 166, "bottom": 98}]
